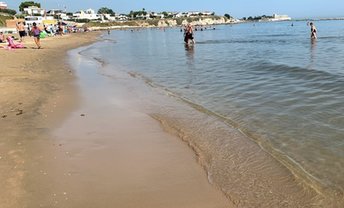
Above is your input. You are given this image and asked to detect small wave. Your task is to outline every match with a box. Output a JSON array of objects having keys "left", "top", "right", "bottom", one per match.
[
  {"left": 196, "top": 39, "right": 288, "bottom": 45},
  {"left": 319, "top": 35, "right": 344, "bottom": 40},
  {"left": 99, "top": 38, "right": 117, "bottom": 44},
  {"left": 92, "top": 57, "right": 107, "bottom": 67},
  {"left": 77, "top": 46, "right": 108, "bottom": 67},
  {"left": 127, "top": 70, "right": 343, "bottom": 206},
  {"left": 248, "top": 60, "right": 344, "bottom": 92}
]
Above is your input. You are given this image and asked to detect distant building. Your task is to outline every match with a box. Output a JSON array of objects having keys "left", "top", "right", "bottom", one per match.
[
  {"left": 0, "top": 1, "right": 7, "bottom": 9},
  {"left": 115, "top": 14, "right": 128, "bottom": 21},
  {"left": 186, "top": 11, "right": 215, "bottom": 17},
  {"left": 24, "top": 16, "right": 44, "bottom": 27},
  {"left": 23, "top": 6, "right": 46, "bottom": 16},
  {"left": 73, "top": 9, "right": 100, "bottom": 20},
  {"left": 271, "top": 14, "right": 291, "bottom": 21},
  {"left": 47, "top": 9, "right": 70, "bottom": 21},
  {"left": 173, "top": 11, "right": 215, "bottom": 18},
  {"left": 46, "top": 9, "right": 63, "bottom": 16},
  {"left": 136, "top": 13, "right": 150, "bottom": 20},
  {"left": 150, "top": 12, "right": 164, "bottom": 19}
]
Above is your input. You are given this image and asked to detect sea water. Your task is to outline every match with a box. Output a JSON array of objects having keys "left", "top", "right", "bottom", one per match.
[{"left": 78, "top": 20, "right": 344, "bottom": 206}]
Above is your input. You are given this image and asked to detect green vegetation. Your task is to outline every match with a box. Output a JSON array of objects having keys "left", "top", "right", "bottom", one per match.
[
  {"left": 224, "top": 14, "right": 233, "bottom": 19},
  {"left": 146, "top": 19, "right": 159, "bottom": 26},
  {"left": 0, "top": 8, "right": 17, "bottom": 15},
  {"left": 98, "top": 7, "right": 115, "bottom": 15},
  {"left": 129, "top": 8, "right": 147, "bottom": 18},
  {"left": 175, "top": 18, "right": 184, "bottom": 25},
  {"left": 186, "top": 17, "right": 193, "bottom": 23},
  {"left": 241, "top": 15, "right": 274, "bottom": 21},
  {"left": 19, "top": 1, "right": 41, "bottom": 12},
  {"left": 0, "top": 15, "right": 14, "bottom": 27},
  {"left": 85, "top": 21, "right": 140, "bottom": 28}
]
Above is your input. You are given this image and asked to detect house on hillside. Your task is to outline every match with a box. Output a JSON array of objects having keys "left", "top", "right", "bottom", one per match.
[
  {"left": 46, "top": 9, "right": 63, "bottom": 16},
  {"left": 188, "top": 11, "right": 215, "bottom": 17},
  {"left": 47, "top": 9, "right": 70, "bottom": 20},
  {"left": 113, "top": 14, "right": 128, "bottom": 21},
  {"left": 174, "top": 12, "right": 185, "bottom": 18},
  {"left": 0, "top": 1, "right": 7, "bottom": 9},
  {"left": 23, "top": 6, "right": 46, "bottom": 16},
  {"left": 150, "top": 12, "right": 164, "bottom": 19},
  {"left": 136, "top": 13, "right": 150, "bottom": 20},
  {"left": 73, "top": 9, "right": 100, "bottom": 20}
]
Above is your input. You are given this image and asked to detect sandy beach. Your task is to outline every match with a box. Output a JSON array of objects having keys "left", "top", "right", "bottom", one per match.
[{"left": 0, "top": 33, "right": 232, "bottom": 207}]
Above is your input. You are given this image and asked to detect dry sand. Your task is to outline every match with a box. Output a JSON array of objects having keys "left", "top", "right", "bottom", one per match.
[{"left": 0, "top": 33, "right": 232, "bottom": 207}]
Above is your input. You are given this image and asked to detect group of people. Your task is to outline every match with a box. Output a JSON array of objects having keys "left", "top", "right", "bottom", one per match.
[
  {"left": 182, "top": 22, "right": 317, "bottom": 45},
  {"left": 4, "top": 21, "right": 73, "bottom": 49}
]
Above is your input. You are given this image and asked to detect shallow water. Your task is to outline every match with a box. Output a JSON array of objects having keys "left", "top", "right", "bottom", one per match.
[{"left": 80, "top": 20, "right": 344, "bottom": 206}]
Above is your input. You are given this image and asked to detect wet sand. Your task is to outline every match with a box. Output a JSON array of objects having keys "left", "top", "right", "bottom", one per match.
[{"left": 0, "top": 34, "right": 231, "bottom": 207}]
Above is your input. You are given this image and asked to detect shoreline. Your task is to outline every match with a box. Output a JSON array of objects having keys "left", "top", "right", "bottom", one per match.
[
  {"left": 2, "top": 25, "right": 342, "bottom": 207},
  {"left": 77, "top": 30, "right": 342, "bottom": 207},
  {"left": 0, "top": 32, "right": 232, "bottom": 207},
  {"left": 0, "top": 31, "right": 99, "bottom": 207}
]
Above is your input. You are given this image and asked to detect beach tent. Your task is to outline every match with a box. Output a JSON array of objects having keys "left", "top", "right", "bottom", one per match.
[{"left": 43, "top": 19, "right": 57, "bottom": 25}]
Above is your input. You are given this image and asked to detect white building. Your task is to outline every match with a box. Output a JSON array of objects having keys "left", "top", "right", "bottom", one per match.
[
  {"left": 23, "top": 6, "right": 46, "bottom": 16},
  {"left": 271, "top": 14, "right": 291, "bottom": 21},
  {"left": 150, "top": 12, "right": 164, "bottom": 19},
  {"left": 24, "top": 16, "right": 44, "bottom": 27},
  {"left": 73, "top": 9, "right": 100, "bottom": 20},
  {"left": 0, "top": 1, "right": 7, "bottom": 9},
  {"left": 47, "top": 9, "right": 70, "bottom": 21},
  {"left": 114, "top": 14, "right": 128, "bottom": 21}
]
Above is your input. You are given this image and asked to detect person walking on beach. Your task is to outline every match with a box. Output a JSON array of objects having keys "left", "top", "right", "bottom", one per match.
[
  {"left": 31, "top": 22, "right": 41, "bottom": 49},
  {"left": 16, "top": 21, "right": 26, "bottom": 42},
  {"left": 309, "top": 22, "right": 317, "bottom": 39}
]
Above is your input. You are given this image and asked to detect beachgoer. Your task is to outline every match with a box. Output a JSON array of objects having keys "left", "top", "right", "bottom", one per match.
[
  {"left": 16, "top": 21, "right": 26, "bottom": 42},
  {"left": 0, "top": 32, "right": 5, "bottom": 43},
  {"left": 184, "top": 24, "right": 195, "bottom": 45},
  {"left": 107, "top": 28, "right": 110, "bottom": 35},
  {"left": 58, "top": 23, "right": 63, "bottom": 35},
  {"left": 310, "top": 22, "right": 317, "bottom": 39},
  {"left": 6, "top": 35, "right": 25, "bottom": 49},
  {"left": 31, "top": 22, "right": 41, "bottom": 49}
]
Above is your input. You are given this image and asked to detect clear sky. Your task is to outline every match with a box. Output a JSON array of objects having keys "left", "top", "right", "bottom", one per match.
[{"left": 7, "top": 0, "right": 344, "bottom": 19}]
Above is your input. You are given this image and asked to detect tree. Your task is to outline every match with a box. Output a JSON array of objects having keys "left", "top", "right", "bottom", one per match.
[
  {"left": 97, "top": 7, "right": 114, "bottom": 15},
  {"left": 224, "top": 13, "right": 232, "bottom": 19},
  {"left": 141, "top": 8, "right": 147, "bottom": 15},
  {"left": 19, "top": 1, "right": 41, "bottom": 12}
]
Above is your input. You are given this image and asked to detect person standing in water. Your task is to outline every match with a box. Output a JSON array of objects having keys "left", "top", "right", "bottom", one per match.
[
  {"left": 31, "top": 22, "right": 41, "bottom": 49},
  {"left": 309, "top": 22, "right": 317, "bottom": 39},
  {"left": 184, "top": 24, "right": 195, "bottom": 45}
]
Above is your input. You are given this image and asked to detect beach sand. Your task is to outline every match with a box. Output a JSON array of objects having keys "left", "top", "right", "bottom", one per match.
[{"left": 0, "top": 33, "right": 232, "bottom": 207}]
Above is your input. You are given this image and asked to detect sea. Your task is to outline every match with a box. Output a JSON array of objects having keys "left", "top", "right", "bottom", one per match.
[{"left": 74, "top": 20, "right": 344, "bottom": 207}]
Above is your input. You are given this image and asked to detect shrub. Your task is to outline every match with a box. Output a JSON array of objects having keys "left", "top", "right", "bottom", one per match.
[
  {"left": 0, "top": 15, "right": 14, "bottom": 27},
  {"left": 0, "top": 8, "right": 17, "bottom": 15}
]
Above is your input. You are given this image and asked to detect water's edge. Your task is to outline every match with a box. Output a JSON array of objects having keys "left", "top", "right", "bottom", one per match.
[{"left": 76, "top": 33, "right": 343, "bottom": 207}]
